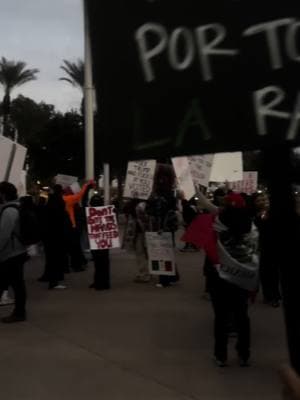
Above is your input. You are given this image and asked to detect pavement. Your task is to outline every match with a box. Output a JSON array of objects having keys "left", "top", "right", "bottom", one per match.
[{"left": 0, "top": 247, "right": 287, "bottom": 400}]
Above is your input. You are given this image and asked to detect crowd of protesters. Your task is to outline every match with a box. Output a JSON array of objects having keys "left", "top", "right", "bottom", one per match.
[{"left": 0, "top": 164, "right": 296, "bottom": 385}]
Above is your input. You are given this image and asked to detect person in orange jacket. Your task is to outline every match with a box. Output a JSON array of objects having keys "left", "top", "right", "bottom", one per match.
[{"left": 53, "top": 180, "right": 95, "bottom": 272}]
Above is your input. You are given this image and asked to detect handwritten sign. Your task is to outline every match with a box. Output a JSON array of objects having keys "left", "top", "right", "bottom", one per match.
[
  {"left": 87, "top": 1, "right": 300, "bottom": 161},
  {"left": 145, "top": 232, "right": 176, "bottom": 276},
  {"left": 188, "top": 155, "right": 214, "bottom": 188},
  {"left": 172, "top": 157, "right": 195, "bottom": 200},
  {"left": 230, "top": 172, "right": 258, "bottom": 195},
  {"left": 86, "top": 206, "right": 120, "bottom": 250},
  {"left": 123, "top": 160, "right": 156, "bottom": 200},
  {"left": 55, "top": 174, "right": 78, "bottom": 189},
  {"left": 218, "top": 241, "right": 259, "bottom": 291},
  {"left": 210, "top": 152, "right": 243, "bottom": 182}
]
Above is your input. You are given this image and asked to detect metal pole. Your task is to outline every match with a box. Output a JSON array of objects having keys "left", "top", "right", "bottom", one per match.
[
  {"left": 83, "top": 1, "right": 94, "bottom": 180},
  {"left": 103, "top": 163, "right": 110, "bottom": 205}
]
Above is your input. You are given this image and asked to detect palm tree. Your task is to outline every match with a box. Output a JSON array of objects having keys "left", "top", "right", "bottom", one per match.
[
  {"left": 0, "top": 57, "right": 39, "bottom": 137},
  {"left": 60, "top": 59, "right": 84, "bottom": 91}
]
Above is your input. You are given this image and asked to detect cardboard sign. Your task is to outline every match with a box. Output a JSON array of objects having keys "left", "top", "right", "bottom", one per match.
[
  {"left": 123, "top": 160, "right": 156, "bottom": 200},
  {"left": 0, "top": 136, "right": 14, "bottom": 181},
  {"left": 172, "top": 157, "right": 195, "bottom": 200},
  {"left": 87, "top": 1, "right": 300, "bottom": 162},
  {"left": 230, "top": 171, "right": 258, "bottom": 195},
  {"left": 55, "top": 174, "right": 78, "bottom": 189},
  {"left": 145, "top": 232, "right": 176, "bottom": 276},
  {"left": 86, "top": 206, "right": 120, "bottom": 250},
  {"left": 8, "top": 144, "right": 27, "bottom": 187},
  {"left": 188, "top": 155, "right": 214, "bottom": 188},
  {"left": 210, "top": 152, "right": 243, "bottom": 182}
]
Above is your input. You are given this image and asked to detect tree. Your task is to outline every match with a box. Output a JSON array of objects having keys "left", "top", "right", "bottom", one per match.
[
  {"left": 0, "top": 57, "right": 39, "bottom": 137},
  {"left": 60, "top": 59, "right": 84, "bottom": 91}
]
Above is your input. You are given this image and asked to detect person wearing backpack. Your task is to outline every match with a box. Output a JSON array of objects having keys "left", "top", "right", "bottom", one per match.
[{"left": 0, "top": 182, "right": 28, "bottom": 323}]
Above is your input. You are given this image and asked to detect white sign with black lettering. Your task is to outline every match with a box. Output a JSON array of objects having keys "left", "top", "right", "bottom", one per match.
[
  {"left": 188, "top": 154, "right": 214, "bottom": 188},
  {"left": 146, "top": 232, "right": 176, "bottom": 276},
  {"left": 123, "top": 160, "right": 156, "bottom": 200}
]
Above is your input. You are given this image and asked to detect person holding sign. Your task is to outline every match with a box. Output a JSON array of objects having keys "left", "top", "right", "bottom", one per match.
[
  {"left": 86, "top": 195, "right": 121, "bottom": 290},
  {"left": 183, "top": 191, "right": 258, "bottom": 367}
]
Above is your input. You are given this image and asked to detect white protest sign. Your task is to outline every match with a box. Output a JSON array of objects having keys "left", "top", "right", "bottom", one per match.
[
  {"left": 172, "top": 157, "right": 195, "bottom": 200},
  {"left": 123, "top": 160, "right": 156, "bottom": 200},
  {"left": 218, "top": 241, "right": 259, "bottom": 291},
  {"left": 86, "top": 205, "right": 120, "bottom": 250},
  {"left": 188, "top": 154, "right": 215, "bottom": 188},
  {"left": 0, "top": 136, "right": 14, "bottom": 181},
  {"left": 8, "top": 143, "right": 27, "bottom": 187},
  {"left": 17, "top": 170, "right": 27, "bottom": 197},
  {"left": 145, "top": 232, "right": 176, "bottom": 276},
  {"left": 230, "top": 172, "right": 258, "bottom": 195},
  {"left": 70, "top": 181, "right": 81, "bottom": 194},
  {"left": 210, "top": 152, "right": 243, "bottom": 182},
  {"left": 55, "top": 174, "right": 78, "bottom": 188}
]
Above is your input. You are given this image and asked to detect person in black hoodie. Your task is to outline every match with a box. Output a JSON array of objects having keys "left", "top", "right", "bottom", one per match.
[
  {"left": 88, "top": 194, "right": 111, "bottom": 290},
  {"left": 42, "top": 192, "right": 71, "bottom": 289},
  {"left": 252, "top": 193, "right": 281, "bottom": 307}
]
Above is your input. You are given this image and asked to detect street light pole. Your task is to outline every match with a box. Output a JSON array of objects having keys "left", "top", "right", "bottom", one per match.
[{"left": 83, "top": 0, "right": 94, "bottom": 180}]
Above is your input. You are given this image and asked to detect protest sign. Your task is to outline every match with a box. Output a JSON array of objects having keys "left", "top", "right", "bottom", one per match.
[
  {"left": 172, "top": 157, "right": 195, "bottom": 200},
  {"left": 218, "top": 241, "right": 259, "bottom": 291},
  {"left": 210, "top": 152, "right": 243, "bottom": 182},
  {"left": 145, "top": 232, "right": 176, "bottom": 276},
  {"left": 87, "top": 1, "right": 300, "bottom": 162},
  {"left": 230, "top": 172, "right": 258, "bottom": 195},
  {"left": 86, "top": 206, "right": 120, "bottom": 250},
  {"left": 0, "top": 136, "right": 14, "bottom": 181},
  {"left": 55, "top": 174, "right": 78, "bottom": 189},
  {"left": 188, "top": 155, "right": 214, "bottom": 188},
  {"left": 123, "top": 160, "right": 156, "bottom": 200},
  {"left": 8, "top": 144, "right": 27, "bottom": 187}
]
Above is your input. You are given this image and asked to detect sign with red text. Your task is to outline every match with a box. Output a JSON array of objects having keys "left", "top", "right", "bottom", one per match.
[
  {"left": 86, "top": 206, "right": 120, "bottom": 250},
  {"left": 230, "top": 172, "right": 258, "bottom": 195}
]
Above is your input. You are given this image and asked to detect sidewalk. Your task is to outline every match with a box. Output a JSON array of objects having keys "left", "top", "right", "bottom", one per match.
[{"left": 0, "top": 249, "right": 287, "bottom": 399}]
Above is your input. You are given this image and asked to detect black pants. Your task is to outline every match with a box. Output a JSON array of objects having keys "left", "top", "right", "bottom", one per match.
[
  {"left": 45, "top": 242, "right": 67, "bottom": 288},
  {"left": 0, "top": 254, "right": 27, "bottom": 317},
  {"left": 91, "top": 250, "right": 110, "bottom": 289},
  {"left": 260, "top": 252, "right": 281, "bottom": 303},
  {"left": 209, "top": 271, "right": 250, "bottom": 362},
  {"left": 68, "top": 227, "right": 85, "bottom": 271}
]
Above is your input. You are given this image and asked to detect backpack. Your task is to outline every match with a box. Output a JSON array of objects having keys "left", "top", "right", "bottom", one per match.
[{"left": 0, "top": 203, "right": 41, "bottom": 246}]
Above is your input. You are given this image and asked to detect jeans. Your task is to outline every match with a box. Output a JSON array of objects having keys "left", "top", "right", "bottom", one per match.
[{"left": 0, "top": 253, "right": 28, "bottom": 317}]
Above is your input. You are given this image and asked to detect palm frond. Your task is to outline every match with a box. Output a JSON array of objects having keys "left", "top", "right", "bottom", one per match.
[{"left": 60, "top": 59, "right": 84, "bottom": 89}]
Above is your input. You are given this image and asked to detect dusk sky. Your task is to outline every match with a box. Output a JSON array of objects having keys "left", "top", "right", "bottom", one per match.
[{"left": 0, "top": 0, "right": 84, "bottom": 112}]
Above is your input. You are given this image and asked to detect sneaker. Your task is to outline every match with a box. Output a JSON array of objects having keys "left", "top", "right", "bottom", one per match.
[
  {"left": 239, "top": 358, "right": 250, "bottom": 367},
  {"left": 53, "top": 284, "right": 67, "bottom": 290},
  {"left": 0, "top": 292, "right": 14, "bottom": 306},
  {"left": 214, "top": 357, "right": 227, "bottom": 367},
  {"left": 155, "top": 284, "right": 163, "bottom": 288},
  {"left": 2, "top": 314, "right": 26, "bottom": 323}
]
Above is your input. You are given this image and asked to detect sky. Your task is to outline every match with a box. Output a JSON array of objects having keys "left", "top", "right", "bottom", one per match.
[{"left": 0, "top": 0, "right": 84, "bottom": 112}]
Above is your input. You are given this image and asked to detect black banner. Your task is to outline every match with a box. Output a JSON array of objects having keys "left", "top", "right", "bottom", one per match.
[{"left": 87, "top": 1, "right": 300, "bottom": 161}]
